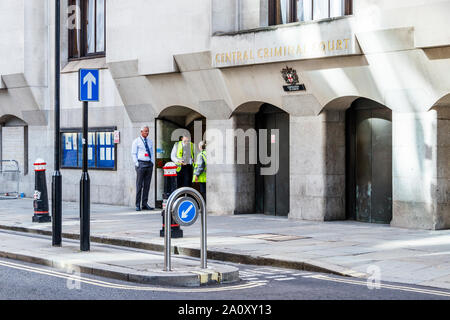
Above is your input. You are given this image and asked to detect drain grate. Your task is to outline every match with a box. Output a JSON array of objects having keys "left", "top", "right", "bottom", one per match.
[{"left": 240, "top": 233, "right": 310, "bottom": 242}]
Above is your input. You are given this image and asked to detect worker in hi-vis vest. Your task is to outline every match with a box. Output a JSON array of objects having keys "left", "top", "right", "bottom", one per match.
[
  {"left": 193, "top": 141, "right": 206, "bottom": 201},
  {"left": 170, "top": 134, "right": 194, "bottom": 188}
]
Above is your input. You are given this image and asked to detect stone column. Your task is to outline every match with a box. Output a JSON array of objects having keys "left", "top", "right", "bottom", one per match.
[
  {"left": 206, "top": 119, "right": 236, "bottom": 215},
  {"left": 289, "top": 111, "right": 346, "bottom": 221},
  {"left": 206, "top": 116, "right": 256, "bottom": 215},
  {"left": 391, "top": 110, "right": 449, "bottom": 230},
  {"left": 437, "top": 108, "right": 450, "bottom": 228}
]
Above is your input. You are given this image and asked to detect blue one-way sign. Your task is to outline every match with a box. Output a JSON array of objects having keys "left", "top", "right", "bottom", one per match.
[
  {"left": 178, "top": 199, "right": 197, "bottom": 224},
  {"left": 79, "top": 69, "right": 99, "bottom": 102}
]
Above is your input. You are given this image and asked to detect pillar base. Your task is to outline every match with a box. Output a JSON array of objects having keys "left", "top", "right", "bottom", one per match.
[
  {"left": 160, "top": 227, "right": 184, "bottom": 238},
  {"left": 32, "top": 214, "right": 51, "bottom": 223}
]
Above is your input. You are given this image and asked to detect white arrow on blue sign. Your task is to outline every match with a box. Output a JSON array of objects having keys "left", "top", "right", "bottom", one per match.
[
  {"left": 79, "top": 69, "right": 99, "bottom": 102},
  {"left": 177, "top": 199, "right": 197, "bottom": 224}
]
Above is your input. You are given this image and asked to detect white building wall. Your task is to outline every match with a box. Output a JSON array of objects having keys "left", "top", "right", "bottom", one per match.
[
  {"left": 0, "top": 0, "right": 24, "bottom": 76},
  {"left": 107, "top": 0, "right": 212, "bottom": 75},
  {"left": 0, "top": 0, "right": 448, "bottom": 228}
]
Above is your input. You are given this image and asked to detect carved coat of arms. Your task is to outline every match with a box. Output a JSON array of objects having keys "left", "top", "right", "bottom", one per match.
[{"left": 281, "top": 66, "right": 299, "bottom": 86}]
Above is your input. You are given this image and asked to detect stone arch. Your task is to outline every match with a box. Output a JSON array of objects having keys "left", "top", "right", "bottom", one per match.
[
  {"left": 0, "top": 114, "right": 29, "bottom": 175},
  {"left": 157, "top": 105, "right": 206, "bottom": 128},
  {"left": 230, "top": 100, "right": 290, "bottom": 118},
  {"left": 157, "top": 100, "right": 231, "bottom": 122},
  {"left": 231, "top": 101, "right": 265, "bottom": 116},
  {"left": 0, "top": 114, "right": 28, "bottom": 126},
  {"left": 320, "top": 95, "right": 391, "bottom": 114},
  {"left": 430, "top": 93, "right": 450, "bottom": 110}
]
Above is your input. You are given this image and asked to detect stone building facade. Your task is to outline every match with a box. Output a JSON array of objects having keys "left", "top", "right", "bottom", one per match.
[{"left": 0, "top": 0, "right": 448, "bottom": 229}]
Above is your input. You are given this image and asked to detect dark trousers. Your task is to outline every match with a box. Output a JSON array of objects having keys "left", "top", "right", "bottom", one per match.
[
  {"left": 135, "top": 161, "right": 153, "bottom": 207},
  {"left": 177, "top": 164, "right": 193, "bottom": 188},
  {"left": 199, "top": 182, "right": 206, "bottom": 203}
]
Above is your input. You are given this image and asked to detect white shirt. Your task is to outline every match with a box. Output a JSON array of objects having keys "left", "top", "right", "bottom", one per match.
[
  {"left": 131, "top": 136, "right": 154, "bottom": 167},
  {"left": 171, "top": 142, "right": 193, "bottom": 165}
]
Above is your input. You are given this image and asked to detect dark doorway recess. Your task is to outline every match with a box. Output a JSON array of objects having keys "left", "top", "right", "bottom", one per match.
[
  {"left": 346, "top": 98, "right": 392, "bottom": 224},
  {"left": 255, "top": 104, "right": 290, "bottom": 217},
  {"left": 155, "top": 106, "right": 206, "bottom": 208}
]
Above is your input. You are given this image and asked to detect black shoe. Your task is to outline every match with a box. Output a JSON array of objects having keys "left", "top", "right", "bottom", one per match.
[
  {"left": 136, "top": 206, "right": 141, "bottom": 211},
  {"left": 142, "top": 204, "right": 154, "bottom": 211}
]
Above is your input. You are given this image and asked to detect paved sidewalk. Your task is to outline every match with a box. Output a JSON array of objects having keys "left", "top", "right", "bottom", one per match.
[{"left": 1, "top": 199, "right": 450, "bottom": 289}]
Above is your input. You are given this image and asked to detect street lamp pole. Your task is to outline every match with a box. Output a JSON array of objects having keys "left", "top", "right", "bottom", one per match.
[{"left": 52, "top": 0, "right": 62, "bottom": 246}]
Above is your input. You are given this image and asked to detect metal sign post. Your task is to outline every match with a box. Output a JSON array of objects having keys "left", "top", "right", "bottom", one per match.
[
  {"left": 164, "top": 187, "right": 207, "bottom": 271},
  {"left": 78, "top": 69, "right": 99, "bottom": 252},
  {"left": 80, "top": 100, "right": 90, "bottom": 252},
  {"left": 52, "top": 0, "right": 62, "bottom": 247}
]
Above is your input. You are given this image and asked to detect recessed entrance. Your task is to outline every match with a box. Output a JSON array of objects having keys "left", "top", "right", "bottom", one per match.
[
  {"left": 0, "top": 115, "right": 28, "bottom": 176},
  {"left": 255, "top": 104, "right": 290, "bottom": 217},
  {"left": 346, "top": 98, "right": 392, "bottom": 224},
  {"left": 155, "top": 106, "right": 206, "bottom": 208}
]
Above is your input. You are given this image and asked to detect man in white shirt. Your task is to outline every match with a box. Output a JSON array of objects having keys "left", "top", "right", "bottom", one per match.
[
  {"left": 131, "top": 126, "right": 154, "bottom": 211},
  {"left": 171, "top": 135, "right": 194, "bottom": 188}
]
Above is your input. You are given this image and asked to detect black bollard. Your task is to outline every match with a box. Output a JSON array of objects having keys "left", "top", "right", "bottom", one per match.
[
  {"left": 33, "top": 159, "right": 51, "bottom": 223},
  {"left": 160, "top": 162, "right": 183, "bottom": 238}
]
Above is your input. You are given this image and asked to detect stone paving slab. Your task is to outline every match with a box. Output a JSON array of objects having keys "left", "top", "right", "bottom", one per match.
[{"left": 1, "top": 199, "right": 450, "bottom": 289}]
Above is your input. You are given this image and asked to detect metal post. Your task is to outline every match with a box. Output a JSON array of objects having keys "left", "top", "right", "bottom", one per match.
[
  {"left": 200, "top": 196, "right": 207, "bottom": 269},
  {"left": 164, "top": 187, "right": 207, "bottom": 271},
  {"left": 80, "top": 101, "right": 90, "bottom": 251},
  {"left": 52, "top": 0, "right": 62, "bottom": 247},
  {"left": 164, "top": 201, "right": 171, "bottom": 271}
]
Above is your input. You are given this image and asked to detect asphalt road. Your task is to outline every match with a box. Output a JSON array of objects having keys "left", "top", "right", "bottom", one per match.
[{"left": 0, "top": 257, "right": 449, "bottom": 301}]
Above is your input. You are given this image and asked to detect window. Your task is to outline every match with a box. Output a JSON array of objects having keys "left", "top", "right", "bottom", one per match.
[
  {"left": 61, "top": 128, "right": 116, "bottom": 170},
  {"left": 68, "top": 0, "right": 105, "bottom": 59},
  {"left": 269, "top": 0, "right": 352, "bottom": 25}
]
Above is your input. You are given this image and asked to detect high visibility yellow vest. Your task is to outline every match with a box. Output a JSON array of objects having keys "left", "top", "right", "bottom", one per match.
[
  {"left": 176, "top": 141, "right": 194, "bottom": 172},
  {"left": 193, "top": 151, "right": 207, "bottom": 183}
]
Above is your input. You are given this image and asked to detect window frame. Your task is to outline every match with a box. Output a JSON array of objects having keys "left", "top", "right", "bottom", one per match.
[
  {"left": 68, "top": 0, "right": 106, "bottom": 60},
  {"left": 269, "top": 0, "right": 352, "bottom": 26},
  {"left": 60, "top": 127, "right": 117, "bottom": 171}
]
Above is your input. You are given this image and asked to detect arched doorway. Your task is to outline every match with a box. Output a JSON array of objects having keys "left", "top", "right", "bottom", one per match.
[
  {"left": 256, "top": 104, "right": 290, "bottom": 216},
  {"left": 155, "top": 106, "right": 206, "bottom": 208},
  {"left": 0, "top": 115, "right": 28, "bottom": 176},
  {"left": 232, "top": 102, "right": 290, "bottom": 217},
  {"left": 346, "top": 98, "right": 392, "bottom": 224}
]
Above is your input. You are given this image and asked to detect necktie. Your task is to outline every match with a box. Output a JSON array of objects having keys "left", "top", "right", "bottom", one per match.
[{"left": 142, "top": 138, "right": 152, "bottom": 162}]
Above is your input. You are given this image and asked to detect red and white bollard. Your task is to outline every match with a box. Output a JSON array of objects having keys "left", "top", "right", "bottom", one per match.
[
  {"left": 33, "top": 159, "right": 51, "bottom": 223},
  {"left": 160, "top": 162, "right": 183, "bottom": 238}
]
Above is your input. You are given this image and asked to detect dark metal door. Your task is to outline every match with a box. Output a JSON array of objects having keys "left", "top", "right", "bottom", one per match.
[
  {"left": 355, "top": 109, "right": 373, "bottom": 222},
  {"left": 347, "top": 99, "right": 392, "bottom": 224},
  {"left": 256, "top": 104, "right": 290, "bottom": 216},
  {"left": 370, "top": 110, "right": 393, "bottom": 223}
]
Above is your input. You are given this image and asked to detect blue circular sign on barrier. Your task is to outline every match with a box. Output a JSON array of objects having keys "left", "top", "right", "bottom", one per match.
[{"left": 172, "top": 197, "right": 199, "bottom": 226}]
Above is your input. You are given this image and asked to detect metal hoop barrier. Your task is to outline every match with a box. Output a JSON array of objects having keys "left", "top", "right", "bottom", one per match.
[
  {"left": 0, "top": 160, "right": 20, "bottom": 200},
  {"left": 164, "top": 187, "right": 207, "bottom": 271}
]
